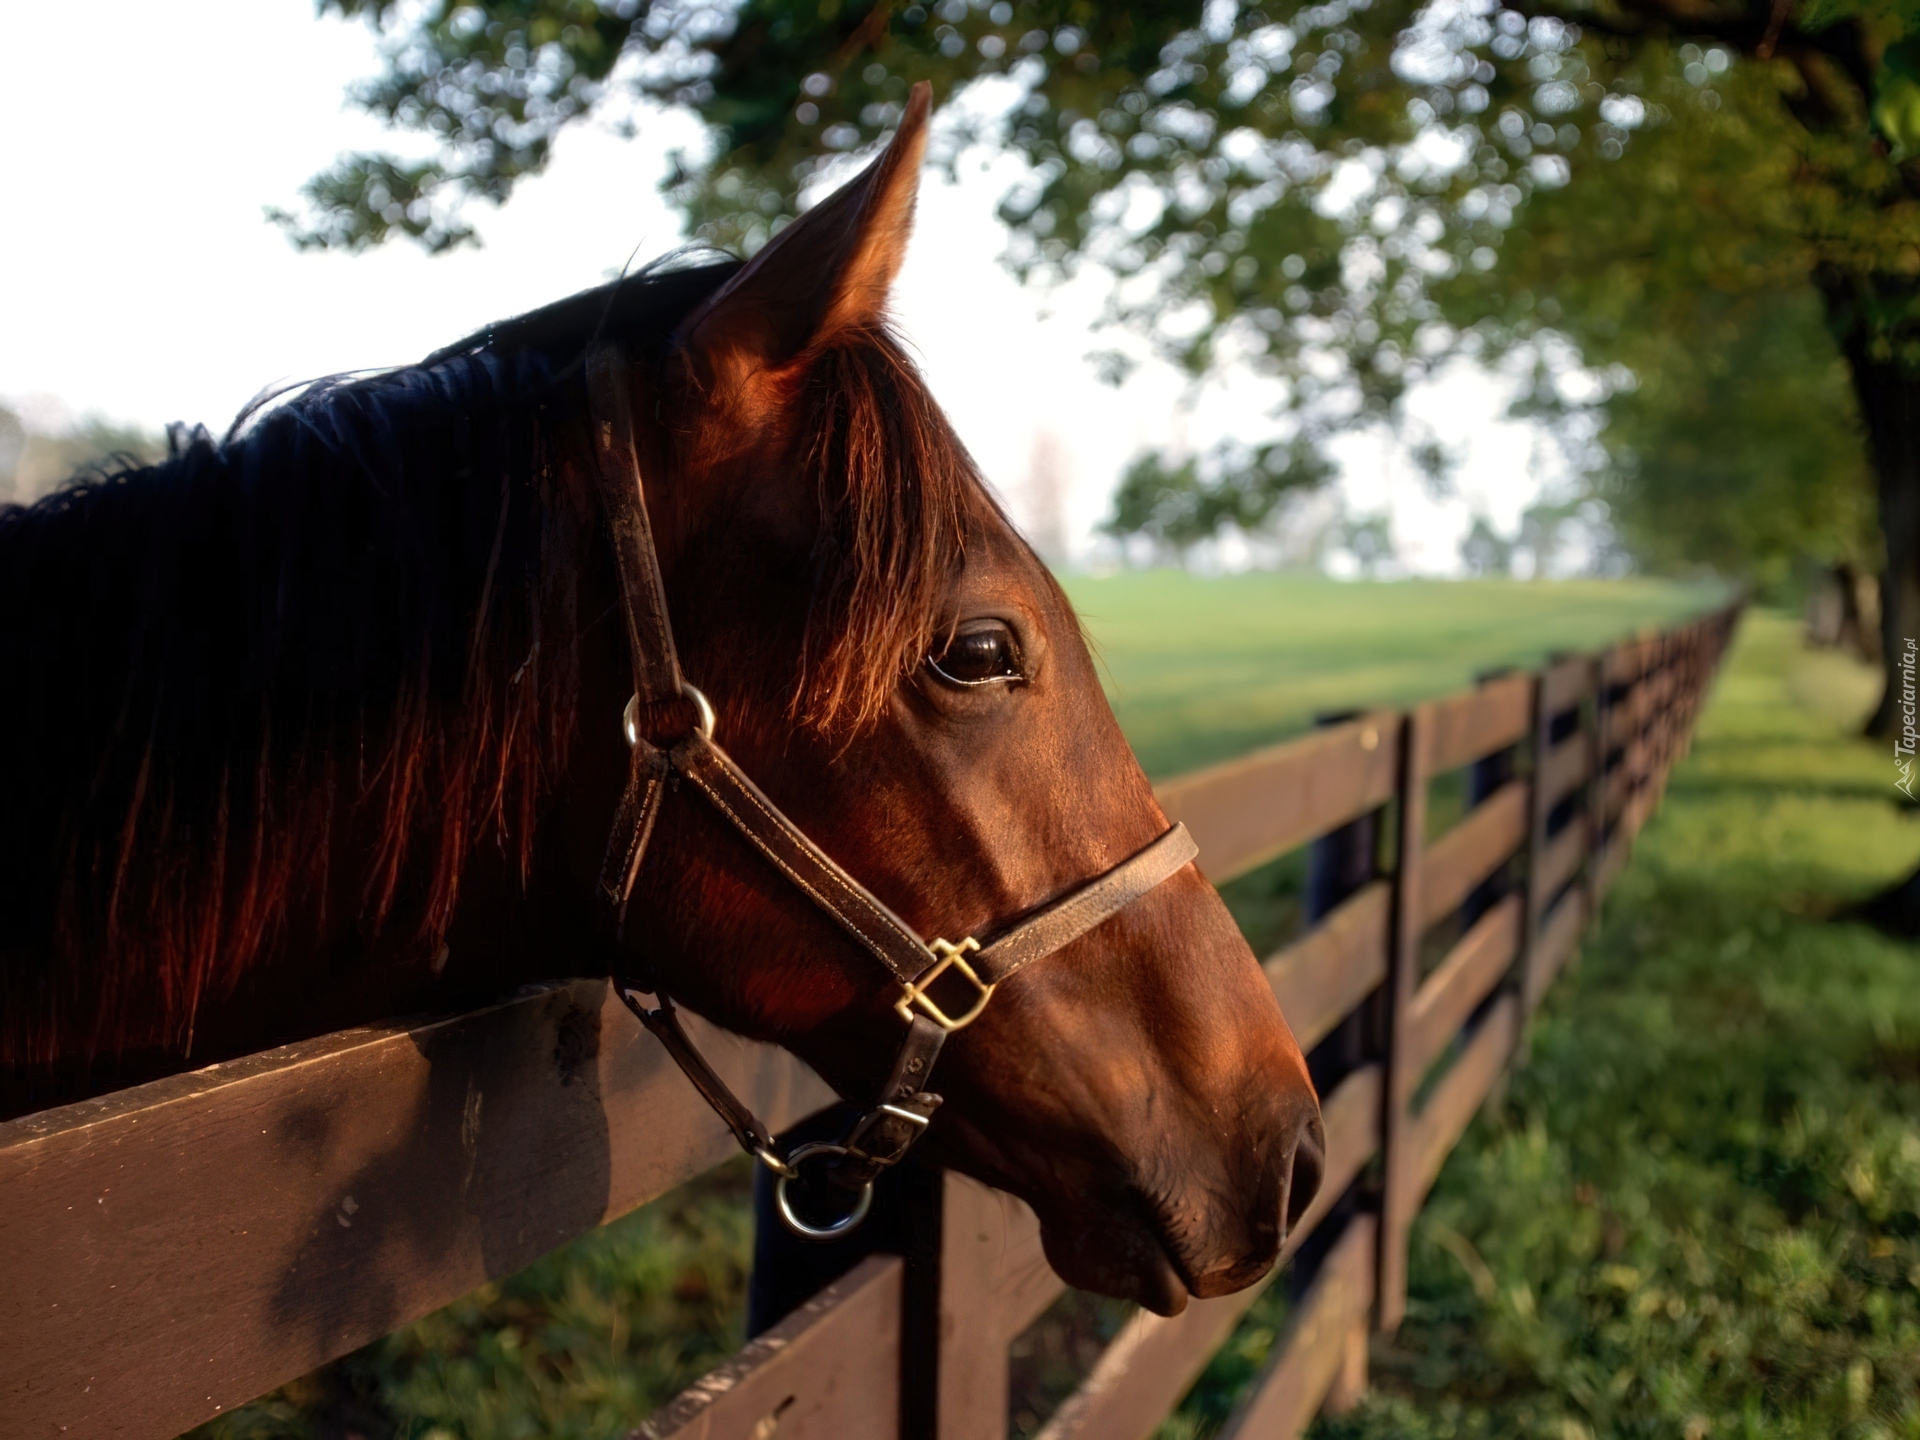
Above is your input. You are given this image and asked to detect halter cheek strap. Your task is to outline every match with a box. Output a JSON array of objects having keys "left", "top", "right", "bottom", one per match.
[{"left": 584, "top": 344, "right": 1197, "bottom": 1237}]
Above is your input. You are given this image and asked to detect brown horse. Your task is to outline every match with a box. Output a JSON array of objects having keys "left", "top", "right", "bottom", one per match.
[{"left": 0, "top": 86, "right": 1320, "bottom": 1314}]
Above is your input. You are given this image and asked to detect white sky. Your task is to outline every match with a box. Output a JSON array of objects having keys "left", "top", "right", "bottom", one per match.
[{"left": 1, "top": 0, "right": 1553, "bottom": 570}]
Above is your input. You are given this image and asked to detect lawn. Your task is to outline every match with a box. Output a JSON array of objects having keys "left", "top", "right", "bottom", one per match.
[
  {"left": 1064, "top": 573, "right": 1725, "bottom": 776},
  {"left": 196, "top": 574, "right": 1804, "bottom": 1440}
]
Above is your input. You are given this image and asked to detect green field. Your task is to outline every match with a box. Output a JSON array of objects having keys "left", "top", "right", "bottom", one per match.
[
  {"left": 1065, "top": 574, "right": 1726, "bottom": 776},
  {"left": 204, "top": 575, "right": 1876, "bottom": 1440}
]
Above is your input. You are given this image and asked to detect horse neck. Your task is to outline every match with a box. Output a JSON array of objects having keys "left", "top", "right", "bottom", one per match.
[{"left": 0, "top": 370, "right": 616, "bottom": 1095}]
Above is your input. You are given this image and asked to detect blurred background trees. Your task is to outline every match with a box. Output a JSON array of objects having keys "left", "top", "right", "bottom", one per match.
[
  {"left": 0, "top": 403, "right": 163, "bottom": 508},
  {"left": 296, "top": 0, "right": 1913, "bottom": 725}
]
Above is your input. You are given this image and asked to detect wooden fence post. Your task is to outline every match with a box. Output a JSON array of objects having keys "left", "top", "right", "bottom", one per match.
[
  {"left": 1376, "top": 707, "right": 1429, "bottom": 1332},
  {"left": 1522, "top": 665, "right": 1555, "bottom": 1019},
  {"left": 1522, "top": 655, "right": 1595, "bottom": 1017},
  {"left": 899, "top": 1159, "right": 947, "bottom": 1440},
  {"left": 1588, "top": 645, "right": 1620, "bottom": 911},
  {"left": 1303, "top": 710, "right": 1386, "bottom": 1103},
  {"left": 1464, "top": 670, "right": 1521, "bottom": 932},
  {"left": 1294, "top": 711, "right": 1389, "bottom": 1406}
]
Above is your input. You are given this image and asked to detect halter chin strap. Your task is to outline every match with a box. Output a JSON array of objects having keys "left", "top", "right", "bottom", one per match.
[{"left": 583, "top": 344, "right": 1197, "bottom": 1238}]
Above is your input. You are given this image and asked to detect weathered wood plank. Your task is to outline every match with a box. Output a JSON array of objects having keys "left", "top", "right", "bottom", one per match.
[
  {"left": 1030, "top": 1064, "right": 1381, "bottom": 1440},
  {"left": 1401, "top": 896, "right": 1522, "bottom": 1087},
  {"left": 1155, "top": 712, "right": 1399, "bottom": 883},
  {"left": 1539, "top": 657, "right": 1592, "bottom": 717},
  {"left": 1601, "top": 680, "right": 1651, "bottom": 754},
  {"left": 637, "top": 1254, "right": 902, "bottom": 1439},
  {"left": 1620, "top": 779, "right": 1659, "bottom": 848},
  {"left": 1265, "top": 881, "right": 1391, "bottom": 1053},
  {"left": 1525, "top": 890, "right": 1587, "bottom": 1012},
  {"left": 1418, "top": 781, "right": 1528, "bottom": 931},
  {"left": 1378, "top": 702, "right": 1431, "bottom": 1335},
  {"left": 1216, "top": 1217, "right": 1378, "bottom": 1440},
  {"left": 1033, "top": 1293, "right": 1257, "bottom": 1440},
  {"left": 0, "top": 980, "right": 834, "bottom": 1440},
  {"left": 1534, "top": 818, "right": 1587, "bottom": 907},
  {"left": 1602, "top": 637, "right": 1652, "bottom": 687},
  {"left": 1603, "top": 751, "right": 1638, "bottom": 825},
  {"left": 936, "top": 1173, "right": 1059, "bottom": 1440},
  {"left": 1538, "top": 733, "right": 1591, "bottom": 809},
  {"left": 1590, "top": 833, "right": 1629, "bottom": 903},
  {"left": 1425, "top": 675, "right": 1533, "bottom": 776},
  {"left": 1403, "top": 996, "right": 1519, "bottom": 1212}
]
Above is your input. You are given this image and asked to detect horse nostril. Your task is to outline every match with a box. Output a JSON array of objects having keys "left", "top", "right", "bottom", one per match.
[{"left": 1283, "top": 1111, "right": 1327, "bottom": 1228}]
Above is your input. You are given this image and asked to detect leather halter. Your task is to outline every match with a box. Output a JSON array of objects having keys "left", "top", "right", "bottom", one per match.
[{"left": 585, "top": 345, "right": 1197, "bottom": 1237}]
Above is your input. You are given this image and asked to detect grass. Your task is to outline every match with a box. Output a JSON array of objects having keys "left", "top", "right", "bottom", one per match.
[
  {"left": 1064, "top": 573, "right": 1725, "bottom": 776},
  {"left": 1159, "top": 613, "right": 1920, "bottom": 1438},
  {"left": 190, "top": 574, "right": 1749, "bottom": 1440}
]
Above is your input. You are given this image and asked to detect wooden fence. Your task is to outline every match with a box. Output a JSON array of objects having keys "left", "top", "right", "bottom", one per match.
[{"left": 0, "top": 603, "right": 1741, "bottom": 1440}]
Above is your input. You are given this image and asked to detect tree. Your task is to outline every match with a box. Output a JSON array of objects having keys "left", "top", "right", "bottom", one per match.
[
  {"left": 1340, "top": 509, "right": 1397, "bottom": 573},
  {"left": 1100, "top": 437, "right": 1332, "bottom": 558},
  {"left": 1453, "top": 38, "right": 1879, "bottom": 589},
  {"left": 297, "top": 0, "right": 1919, "bottom": 913},
  {"left": 1461, "top": 513, "right": 1515, "bottom": 575}
]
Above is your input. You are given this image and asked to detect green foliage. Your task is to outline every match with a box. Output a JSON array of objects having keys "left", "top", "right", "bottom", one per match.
[
  {"left": 297, "top": 0, "right": 1920, "bottom": 580},
  {"left": 1873, "top": 36, "right": 1920, "bottom": 160},
  {"left": 1470, "top": 48, "right": 1881, "bottom": 589},
  {"left": 299, "top": 0, "right": 1612, "bottom": 408},
  {"left": 286, "top": 0, "right": 637, "bottom": 252},
  {"left": 1460, "top": 514, "right": 1514, "bottom": 575},
  {"left": 1340, "top": 510, "right": 1396, "bottom": 575},
  {"left": 1102, "top": 439, "right": 1333, "bottom": 555},
  {"left": 1591, "top": 289, "right": 1878, "bottom": 588},
  {"left": 1167, "top": 614, "right": 1920, "bottom": 1437}
]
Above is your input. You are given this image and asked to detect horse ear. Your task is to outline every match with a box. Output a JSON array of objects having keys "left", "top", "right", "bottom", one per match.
[{"left": 676, "top": 82, "right": 931, "bottom": 403}]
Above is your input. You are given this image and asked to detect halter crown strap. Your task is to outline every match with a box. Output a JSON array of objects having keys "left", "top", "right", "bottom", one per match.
[
  {"left": 585, "top": 347, "right": 684, "bottom": 704},
  {"left": 586, "top": 347, "right": 687, "bottom": 922}
]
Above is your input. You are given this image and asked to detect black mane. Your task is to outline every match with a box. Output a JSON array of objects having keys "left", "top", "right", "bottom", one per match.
[{"left": 0, "top": 259, "right": 737, "bottom": 1076}]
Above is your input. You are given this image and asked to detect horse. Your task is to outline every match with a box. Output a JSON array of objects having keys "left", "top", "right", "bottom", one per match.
[{"left": 0, "top": 84, "right": 1321, "bottom": 1316}]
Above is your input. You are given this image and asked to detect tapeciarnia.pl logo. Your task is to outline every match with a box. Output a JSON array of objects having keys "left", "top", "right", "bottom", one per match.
[{"left": 1899, "top": 637, "right": 1917, "bottom": 800}]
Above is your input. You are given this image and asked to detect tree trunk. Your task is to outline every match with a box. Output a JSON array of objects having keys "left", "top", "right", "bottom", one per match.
[
  {"left": 1823, "top": 273, "right": 1920, "bottom": 934},
  {"left": 1822, "top": 274, "right": 1920, "bottom": 739}
]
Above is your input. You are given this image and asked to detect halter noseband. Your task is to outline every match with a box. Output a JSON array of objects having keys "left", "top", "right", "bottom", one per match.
[{"left": 585, "top": 345, "right": 1196, "bottom": 1238}]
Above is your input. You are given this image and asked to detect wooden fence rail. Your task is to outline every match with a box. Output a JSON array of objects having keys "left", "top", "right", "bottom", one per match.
[{"left": 0, "top": 604, "right": 1742, "bottom": 1440}]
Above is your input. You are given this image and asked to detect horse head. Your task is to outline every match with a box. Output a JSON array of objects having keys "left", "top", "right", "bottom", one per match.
[
  {"left": 0, "top": 81, "right": 1320, "bottom": 1313},
  {"left": 591, "top": 84, "right": 1323, "bottom": 1314}
]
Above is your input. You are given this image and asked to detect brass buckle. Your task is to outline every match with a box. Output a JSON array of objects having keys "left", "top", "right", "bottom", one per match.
[{"left": 895, "top": 937, "right": 995, "bottom": 1031}]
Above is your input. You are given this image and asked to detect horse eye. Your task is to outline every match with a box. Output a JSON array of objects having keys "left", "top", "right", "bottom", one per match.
[{"left": 926, "top": 622, "right": 1024, "bottom": 688}]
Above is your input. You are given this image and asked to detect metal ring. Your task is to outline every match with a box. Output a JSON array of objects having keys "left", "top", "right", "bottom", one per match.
[
  {"left": 753, "top": 1145, "right": 799, "bottom": 1181},
  {"left": 681, "top": 683, "right": 716, "bottom": 739},
  {"left": 623, "top": 683, "right": 717, "bottom": 749},
  {"left": 773, "top": 1141, "right": 875, "bottom": 1241}
]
